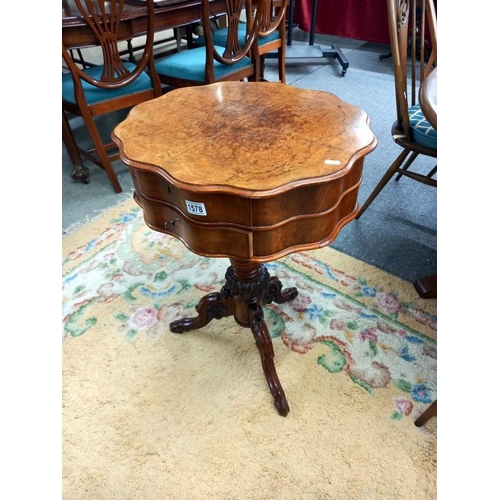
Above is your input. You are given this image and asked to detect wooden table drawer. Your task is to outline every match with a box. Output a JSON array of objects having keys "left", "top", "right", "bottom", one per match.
[
  {"left": 130, "top": 168, "right": 252, "bottom": 226},
  {"left": 137, "top": 196, "right": 253, "bottom": 259}
]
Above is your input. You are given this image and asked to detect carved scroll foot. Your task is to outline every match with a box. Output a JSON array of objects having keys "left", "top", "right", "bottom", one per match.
[
  {"left": 264, "top": 276, "right": 298, "bottom": 305},
  {"left": 249, "top": 304, "right": 290, "bottom": 417},
  {"left": 170, "top": 290, "right": 235, "bottom": 333}
]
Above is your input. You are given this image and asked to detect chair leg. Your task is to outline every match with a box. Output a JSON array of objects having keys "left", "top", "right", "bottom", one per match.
[
  {"left": 426, "top": 165, "right": 437, "bottom": 178},
  {"left": 395, "top": 151, "right": 419, "bottom": 180},
  {"left": 62, "top": 111, "right": 90, "bottom": 184},
  {"left": 251, "top": 48, "right": 262, "bottom": 83},
  {"left": 278, "top": 46, "right": 286, "bottom": 83},
  {"left": 356, "top": 148, "right": 412, "bottom": 219},
  {"left": 79, "top": 109, "right": 123, "bottom": 193},
  {"left": 415, "top": 400, "right": 437, "bottom": 427},
  {"left": 259, "top": 55, "right": 266, "bottom": 82}
]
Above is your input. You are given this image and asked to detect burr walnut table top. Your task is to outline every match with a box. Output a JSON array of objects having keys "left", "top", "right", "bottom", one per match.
[{"left": 113, "top": 82, "right": 375, "bottom": 192}]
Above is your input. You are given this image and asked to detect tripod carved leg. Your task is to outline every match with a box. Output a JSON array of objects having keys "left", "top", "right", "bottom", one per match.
[
  {"left": 170, "top": 290, "right": 235, "bottom": 333},
  {"left": 264, "top": 276, "right": 298, "bottom": 305},
  {"left": 169, "top": 261, "right": 294, "bottom": 416},
  {"left": 249, "top": 304, "right": 290, "bottom": 417}
]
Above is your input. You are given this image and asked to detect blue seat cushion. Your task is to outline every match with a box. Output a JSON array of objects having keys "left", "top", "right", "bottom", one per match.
[
  {"left": 62, "top": 62, "right": 154, "bottom": 106},
  {"left": 194, "top": 25, "right": 280, "bottom": 48},
  {"left": 408, "top": 104, "right": 437, "bottom": 150},
  {"left": 154, "top": 46, "right": 252, "bottom": 82}
]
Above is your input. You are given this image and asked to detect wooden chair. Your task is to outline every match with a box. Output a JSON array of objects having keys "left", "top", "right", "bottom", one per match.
[
  {"left": 254, "top": 0, "right": 288, "bottom": 82},
  {"left": 153, "top": 0, "right": 268, "bottom": 88},
  {"left": 356, "top": 0, "right": 437, "bottom": 218},
  {"left": 194, "top": 0, "right": 289, "bottom": 83},
  {"left": 62, "top": 0, "right": 162, "bottom": 193}
]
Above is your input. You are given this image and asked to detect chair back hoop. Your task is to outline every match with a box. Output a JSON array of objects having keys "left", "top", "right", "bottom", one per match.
[
  {"left": 203, "top": 0, "right": 265, "bottom": 66},
  {"left": 62, "top": 0, "right": 157, "bottom": 90},
  {"left": 387, "top": 0, "right": 437, "bottom": 139},
  {"left": 255, "top": 0, "right": 288, "bottom": 38},
  {"left": 425, "top": 0, "right": 437, "bottom": 67}
]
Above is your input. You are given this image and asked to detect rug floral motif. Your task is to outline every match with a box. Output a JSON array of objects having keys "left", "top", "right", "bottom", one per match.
[{"left": 62, "top": 203, "right": 437, "bottom": 421}]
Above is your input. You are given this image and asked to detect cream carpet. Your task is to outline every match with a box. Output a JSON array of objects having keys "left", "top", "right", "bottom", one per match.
[{"left": 62, "top": 197, "right": 437, "bottom": 499}]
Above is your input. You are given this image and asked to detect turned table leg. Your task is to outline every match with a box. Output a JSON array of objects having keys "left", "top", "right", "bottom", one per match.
[{"left": 169, "top": 259, "right": 297, "bottom": 416}]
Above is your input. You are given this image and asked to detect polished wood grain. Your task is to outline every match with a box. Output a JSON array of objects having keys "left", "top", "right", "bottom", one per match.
[
  {"left": 116, "top": 85, "right": 374, "bottom": 191},
  {"left": 112, "top": 81, "right": 376, "bottom": 415}
]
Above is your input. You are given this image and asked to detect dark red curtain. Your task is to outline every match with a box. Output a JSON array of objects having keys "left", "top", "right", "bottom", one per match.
[{"left": 292, "top": 0, "right": 391, "bottom": 44}]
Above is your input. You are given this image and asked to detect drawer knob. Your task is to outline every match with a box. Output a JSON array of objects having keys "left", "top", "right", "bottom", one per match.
[{"left": 164, "top": 218, "right": 180, "bottom": 230}]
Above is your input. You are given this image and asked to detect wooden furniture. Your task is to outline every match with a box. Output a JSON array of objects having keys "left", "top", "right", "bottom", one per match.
[
  {"left": 62, "top": 0, "right": 162, "bottom": 193},
  {"left": 61, "top": 0, "right": 275, "bottom": 189},
  {"left": 62, "top": 0, "right": 228, "bottom": 41},
  {"left": 413, "top": 65, "right": 437, "bottom": 299},
  {"left": 62, "top": 110, "right": 89, "bottom": 185},
  {"left": 62, "top": 0, "right": 232, "bottom": 86},
  {"left": 196, "top": 0, "right": 289, "bottom": 82},
  {"left": 413, "top": 61, "right": 437, "bottom": 403},
  {"left": 112, "top": 82, "right": 376, "bottom": 416},
  {"left": 356, "top": 0, "right": 437, "bottom": 219},
  {"left": 378, "top": 0, "right": 437, "bottom": 63},
  {"left": 415, "top": 399, "right": 437, "bottom": 427},
  {"left": 419, "top": 67, "right": 437, "bottom": 130},
  {"left": 253, "top": 0, "right": 288, "bottom": 82},
  {"left": 153, "top": 0, "right": 265, "bottom": 87}
]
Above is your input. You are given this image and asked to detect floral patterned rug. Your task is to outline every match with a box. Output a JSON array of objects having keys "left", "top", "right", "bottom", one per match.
[{"left": 62, "top": 196, "right": 437, "bottom": 499}]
